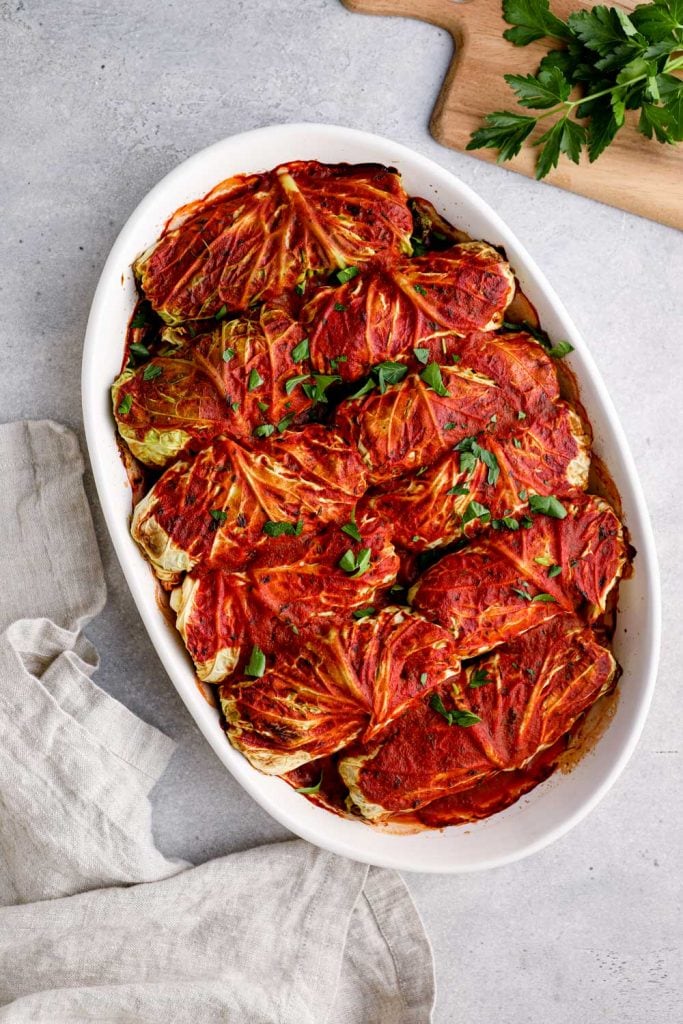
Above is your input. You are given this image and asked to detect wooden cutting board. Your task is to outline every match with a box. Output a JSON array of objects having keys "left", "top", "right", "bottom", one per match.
[{"left": 342, "top": 0, "right": 683, "bottom": 229}]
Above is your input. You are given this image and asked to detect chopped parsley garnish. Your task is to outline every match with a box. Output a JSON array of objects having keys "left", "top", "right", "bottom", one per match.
[
  {"left": 209, "top": 509, "right": 227, "bottom": 524},
  {"left": 520, "top": 515, "right": 534, "bottom": 528},
  {"left": 512, "top": 437, "right": 522, "bottom": 448},
  {"left": 276, "top": 414, "right": 294, "bottom": 433},
  {"left": 469, "top": 669, "right": 492, "bottom": 688},
  {"left": 263, "top": 519, "right": 304, "bottom": 537},
  {"left": 338, "top": 547, "right": 372, "bottom": 577},
  {"left": 296, "top": 775, "right": 323, "bottom": 795},
  {"left": 447, "top": 484, "right": 469, "bottom": 496},
  {"left": 253, "top": 423, "right": 275, "bottom": 438},
  {"left": 247, "top": 368, "right": 264, "bottom": 391},
  {"left": 414, "top": 283, "right": 427, "bottom": 296},
  {"left": 333, "top": 302, "right": 347, "bottom": 312},
  {"left": 420, "top": 362, "right": 450, "bottom": 397},
  {"left": 231, "top": 401, "right": 240, "bottom": 412},
  {"left": 131, "top": 310, "right": 151, "bottom": 329},
  {"left": 492, "top": 515, "right": 520, "bottom": 531},
  {"left": 349, "top": 377, "right": 376, "bottom": 399},
  {"left": 352, "top": 606, "right": 375, "bottom": 620},
  {"left": 462, "top": 500, "right": 491, "bottom": 526},
  {"left": 375, "top": 361, "right": 408, "bottom": 393},
  {"left": 547, "top": 564, "right": 562, "bottom": 578},
  {"left": 336, "top": 265, "right": 359, "bottom": 284},
  {"left": 419, "top": 672, "right": 428, "bottom": 686},
  {"left": 534, "top": 555, "right": 553, "bottom": 566},
  {"left": 546, "top": 340, "right": 574, "bottom": 359},
  {"left": 245, "top": 645, "right": 266, "bottom": 678},
  {"left": 291, "top": 337, "right": 310, "bottom": 362},
  {"left": 129, "top": 342, "right": 150, "bottom": 359},
  {"left": 295, "top": 281, "right": 306, "bottom": 297},
  {"left": 301, "top": 373, "right": 342, "bottom": 403},
  {"left": 285, "top": 373, "right": 310, "bottom": 395},
  {"left": 329, "top": 354, "right": 348, "bottom": 370},
  {"left": 215, "top": 305, "right": 228, "bottom": 321},
  {"left": 512, "top": 585, "right": 531, "bottom": 600},
  {"left": 430, "top": 693, "right": 481, "bottom": 727},
  {"left": 341, "top": 521, "right": 362, "bottom": 542},
  {"left": 142, "top": 363, "right": 163, "bottom": 381},
  {"left": 117, "top": 393, "right": 132, "bottom": 416},
  {"left": 413, "top": 347, "right": 430, "bottom": 364},
  {"left": 444, "top": 422, "right": 457, "bottom": 431},
  {"left": 455, "top": 436, "right": 500, "bottom": 485},
  {"left": 517, "top": 409, "right": 527, "bottom": 420},
  {"left": 222, "top": 347, "right": 235, "bottom": 362},
  {"left": 529, "top": 494, "right": 567, "bottom": 518},
  {"left": 257, "top": 401, "right": 269, "bottom": 413},
  {"left": 532, "top": 593, "right": 556, "bottom": 603}
]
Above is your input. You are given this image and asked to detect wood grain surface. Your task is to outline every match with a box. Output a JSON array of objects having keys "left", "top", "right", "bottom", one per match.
[{"left": 342, "top": 0, "right": 683, "bottom": 229}]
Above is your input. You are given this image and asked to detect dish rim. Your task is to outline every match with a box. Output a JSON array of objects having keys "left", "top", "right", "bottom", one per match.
[{"left": 82, "top": 122, "right": 661, "bottom": 873}]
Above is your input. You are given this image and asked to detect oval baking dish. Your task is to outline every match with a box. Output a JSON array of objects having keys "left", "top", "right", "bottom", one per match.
[{"left": 82, "top": 124, "right": 660, "bottom": 873}]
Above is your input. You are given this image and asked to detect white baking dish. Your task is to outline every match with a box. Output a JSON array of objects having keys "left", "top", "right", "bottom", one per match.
[{"left": 82, "top": 123, "right": 660, "bottom": 873}]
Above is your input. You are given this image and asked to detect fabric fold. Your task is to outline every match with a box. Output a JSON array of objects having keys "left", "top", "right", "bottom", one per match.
[{"left": 0, "top": 419, "right": 435, "bottom": 1022}]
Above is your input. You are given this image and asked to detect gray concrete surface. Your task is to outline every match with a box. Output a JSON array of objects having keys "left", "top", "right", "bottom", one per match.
[{"left": 2, "top": 1, "right": 681, "bottom": 1020}]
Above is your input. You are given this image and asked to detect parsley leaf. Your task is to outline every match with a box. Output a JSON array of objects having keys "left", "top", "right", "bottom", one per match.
[
  {"left": 348, "top": 378, "right": 376, "bottom": 400},
  {"left": 546, "top": 340, "right": 575, "bottom": 358},
  {"left": 247, "top": 368, "right": 264, "bottom": 391},
  {"left": 285, "top": 373, "right": 310, "bottom": 396},
  {"left": 142, "top": 363, "right": 162, "bottom": 381},
  {"left": 276, "top": 414, "right": 294, "bottom": 433},
  {"left": 301, "top": 373, "right": 341, "bottom": 404},
  {"left": 420, "top": 362, "right": 450, "bottom": 397},
  {"left": 338, "top": 547, "right": 371, "bottom": 577},
  {"left": 469, "top": 669, "right": 493, "bottom": 688},
  {"left": 467, "top": 111, "right": 536, "bottom": 161},
  {"left": 532, "top": 592, "right": 557, "bottom": 602},
  {"left": 129, "top": 341, "right": 150, "bottom": 359},
  {"left": 470, "top": 0, "right": 683, "bottom": 177},
  {"left": 263, "top": 519, "right": 303, "bottom": 537},
  {"left": 447, "top": 484, "right": 469, "bottom": 496},
  {"left": 253, "top": 423, "right": 275, "bottom": 438},
  {"left": 209, "top": 509, "right": 227, "bottom": 524},
  {"left": 502, "top": 0, "right": 571, "bottom": 46},
  {"left": 528, "top": 494, "right": 567, "bottom": 518},
  {"left": 222, "top": 347, "right": 235, "bottom": 363},
  {"left": 245, "top": 645, "right": 266, "bottom": 678},
  {"left": 336, "top": 266, "right": 359, "bottom": 284},
  {"left": 430, "top": 693, "right": 482, "bottom": 727},
  {"left": 413, "top": 347, "right": 430, "bottom": 364},
  {"left": 462, "top": 500, "right": 491, "bottom": 526},
  {"left": 352, "top": 606, "right": 375, "bottom": 620},
  {"left": 375, "top": 361, "right": 408, "bottom": 393},
  {"left": 296, "top": 775, "right": 323, "bottom": 795},
  {"left": 117, "top": 393, "right": 132, "bottom": 416},
  {"left": 504, "top": 65, "right": 571, "bottom": 107},
  {"left": 455, "top": 436, "right": 500, "bottom": 485},
  {"left": 215, "top": 304, "right": 228, "bottom": 321},
  {"left": 341, "top": 521, "right": 362, "bottom": 542},
  {"left": 291, "top": 338, "right": 310, "bottom": 362}
]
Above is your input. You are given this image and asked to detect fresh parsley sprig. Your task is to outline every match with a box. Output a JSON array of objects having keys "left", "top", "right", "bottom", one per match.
[{"left": 468, "top": 0, "right": 683, "bottom": 178}]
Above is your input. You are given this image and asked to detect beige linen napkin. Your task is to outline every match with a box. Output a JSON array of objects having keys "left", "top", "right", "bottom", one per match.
[{"left": 0, "top": 420, "right": 435, "bottom": 1023}]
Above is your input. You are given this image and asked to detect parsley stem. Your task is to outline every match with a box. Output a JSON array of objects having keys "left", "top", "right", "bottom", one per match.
[{"left": 532, "top": 54, "right": 683, "bottom": 124}]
